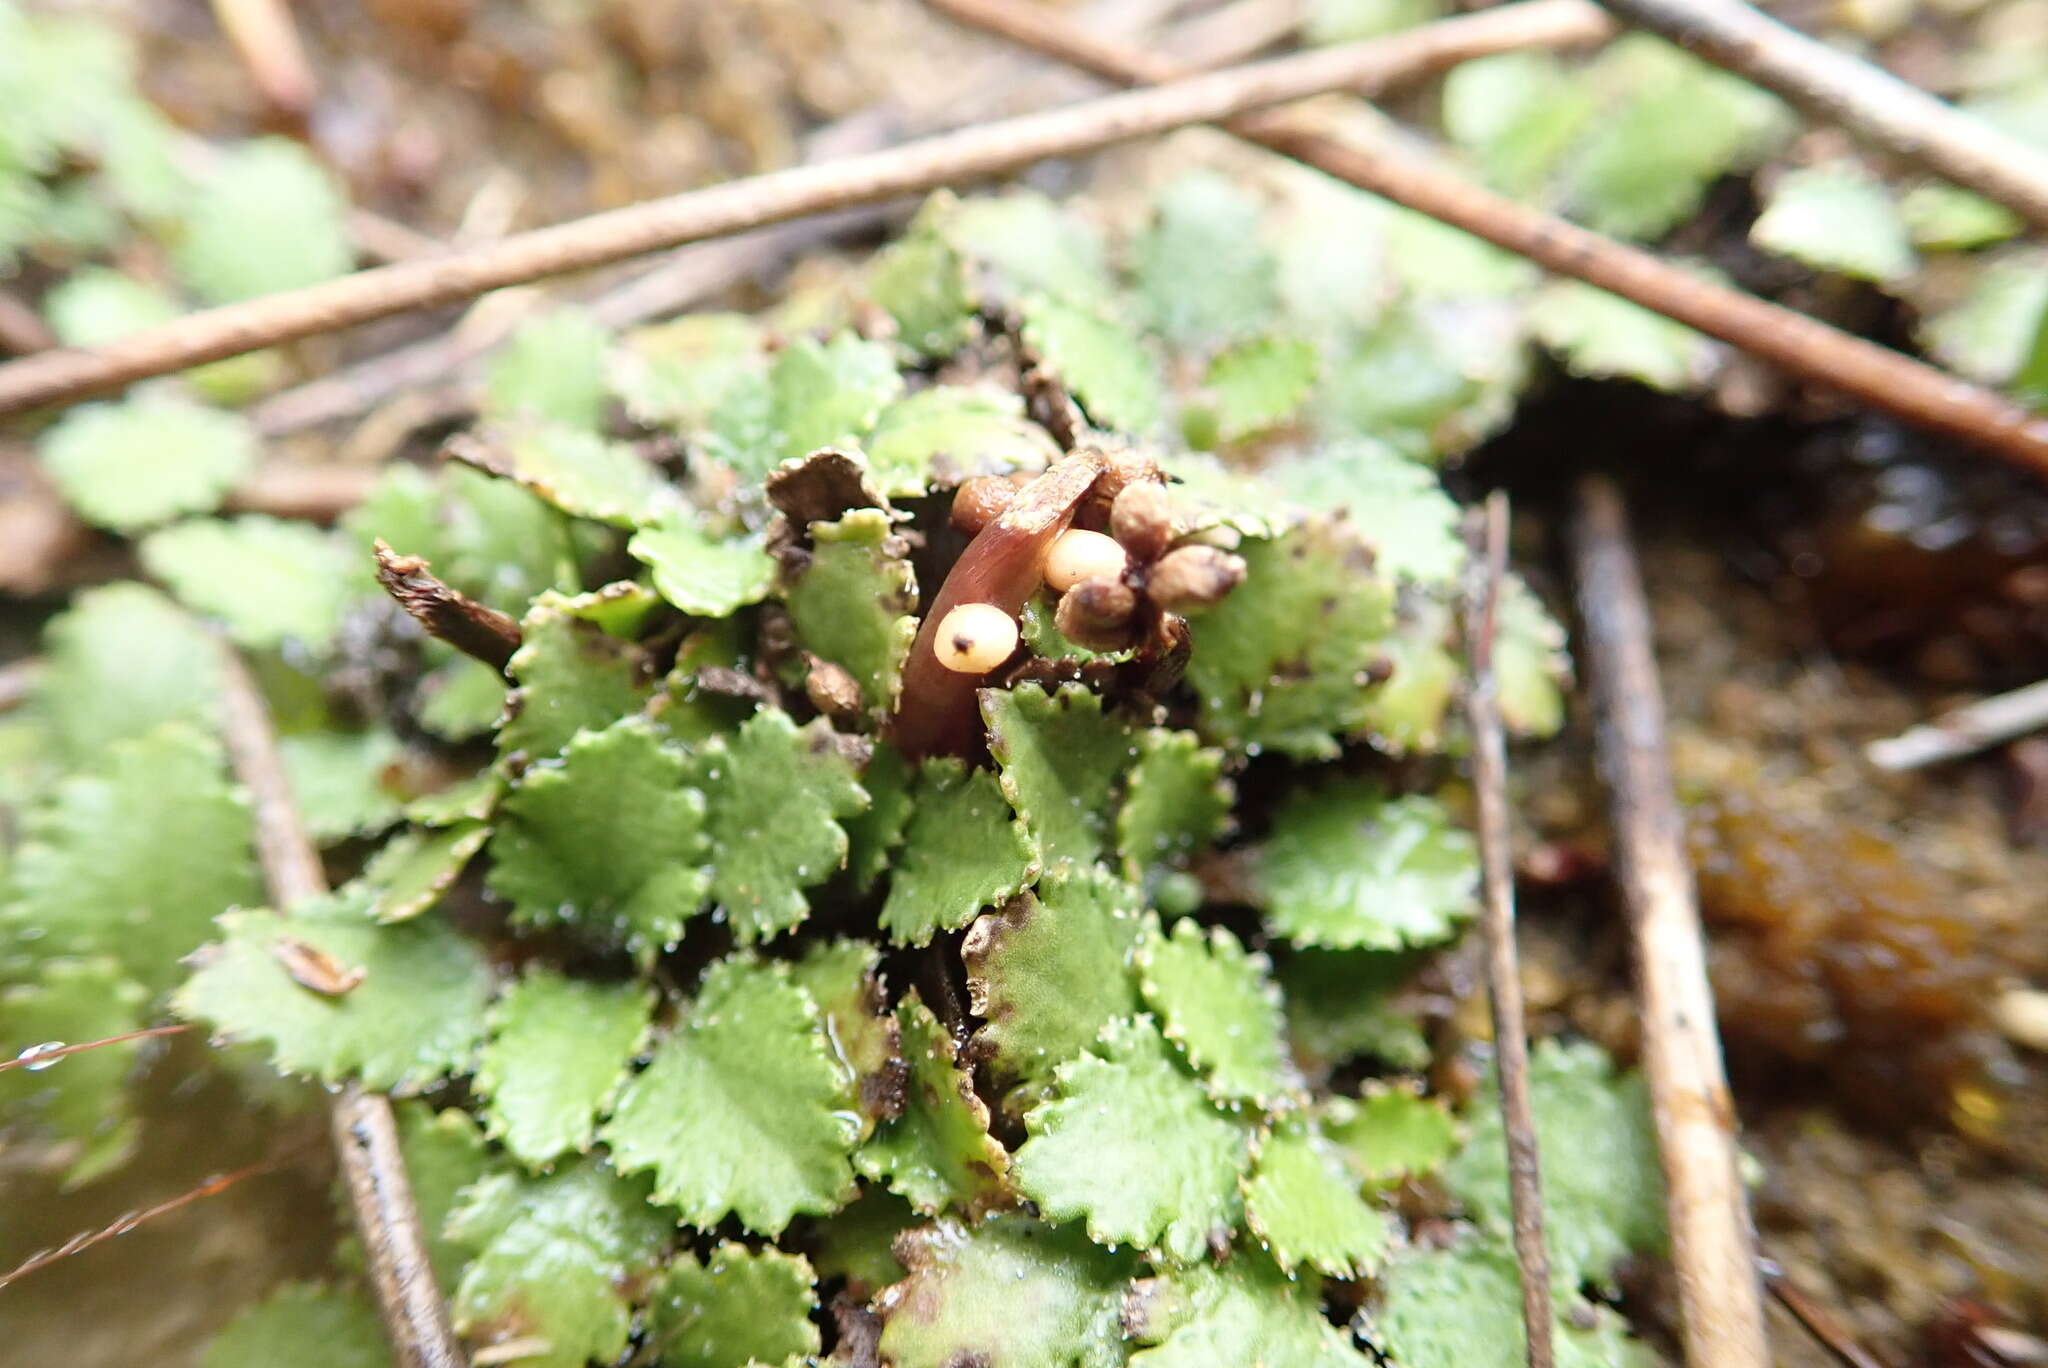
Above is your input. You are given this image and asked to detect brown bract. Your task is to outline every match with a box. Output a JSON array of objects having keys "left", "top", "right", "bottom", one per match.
[{"left": 888, "top": 449, "right": 1105, "bottom": 758}]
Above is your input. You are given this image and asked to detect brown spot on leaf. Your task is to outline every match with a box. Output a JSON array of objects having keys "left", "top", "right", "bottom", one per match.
[{"left": 271, "top": 936, "right": 364, "bottom": 996}]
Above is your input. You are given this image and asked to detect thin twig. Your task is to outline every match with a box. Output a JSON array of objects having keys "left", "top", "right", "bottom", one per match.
[
  {"left": 0, "top": 1024, "right": 190, "bottom": 1073},
  {"left": 211, "top": 0, "right": 317, "bottom": 119},
  {"left": 215, "top": 642, "right": 465, "bottom": 1368},
  {"left": 1759, "top": 1259, "right": 1890, "bottom": 1368},
  {"left": 0, "top": 289, "right": 55, "bottom": 357},
  {"left": 374, "top": 540, "right": 522, "bottom": 672},
  {"left": 1594, "top": 0, "right": 2048, "bottom": 230},
  {"left": 0, "top": 1150, "right": 299, "bottom": 1292},
  {"left": 1462, "top": 492, "right": 1556, "bottom": 1368},
  {"left": 925, "top": 0, "right": 2048, "bottom": 477},
  {"left": 0, "top": 3, "right": 1616, "bottom": 418},
  {"left": 1865, "top": 676, "right": 2048, "bottom": 771},
  {"left": 1570, "top": 476, "right": 1768, "bottom": 1368}
]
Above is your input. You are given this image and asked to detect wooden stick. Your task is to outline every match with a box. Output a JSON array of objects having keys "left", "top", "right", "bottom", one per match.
[
  {"left": 1759, "top": 1259, "right": 1890, "bottom": 1368},
  {"left": 0, "top": 2, "right": 1611, "bottom": 418},
  {"left": 924, "top": 0, "right": 2048, "bottom": 476},
  {"left": 1462, "top": 493, "right": 1557, "bottom": 1368},
  {"left": 1865, "top": 676, "right": 2048, "bottom": 771},
  {"left": 214, "top": 642, "right": 465, "bottom": 1368},
  {"left": 1570, "top": 477, "right": 1768, "bottom": 1368},
  {"left": 211, "top": 0, "right": 317, "bottom": 119},
  {"left": 374, "top": 540, "right": 522, "bottom": 672},
  {"left": 1594, "top": 0, "right": 2048, "bottom": 230},
  {"left": 0, "top": 289, "right": 56, "bottom": 357}
]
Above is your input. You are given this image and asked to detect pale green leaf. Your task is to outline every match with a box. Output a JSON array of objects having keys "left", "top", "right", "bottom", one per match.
[
  {"left": 628, "top": 515, "right": 776, "bottom": 617},
  {"left": 476, "top": 969, "right": 652, "bottom": 1167},
  {"left": 812, "top": 1186, "right": 916, "bottom": 1294},
  {"left": 707, "top": 333, "right": 902, "bottom": 480},
  {"left": 488, "top": 716, "right": 710, "bottom": 957},
  {"left": 448, "top": 1157, "right": 671, "bottom": 1368},
  {"left": 1442, "top": 1040, "right": 1666, "bottom": 1288},
  {"left": 140, "top": 516, "right": 361, "bottom": 651},
  {"left": 858, "top": 992, "right": 1012, "bottom": 1216},
  {"left": 1306, "top": 0, "right": 1445, "bottom": 43},
  {"left": 174, "top": 138, "right": 352, "bottom": 303},
  {"left": 601, "top": 954, "right": 859, "bottom": 1233},
  {"left": 964, "top": 869, "right": 1143, "bottom": 1093},
  {"left": 42, "top": 266, "right": 177, "bottom": 345},
  {"left": 876, "top": 1214, "right": 1135, "bottom": 1368},
  {"left": 393, "top": 1102, "right": 490, "bottom": 1289},
  {"left": 1900, "top": 182, "right": 2022, "bottom": 250},
  {"left": 1255, "top": 782, "right": 1476, "bottom": 950},
  {"left": 1918, "top": 251, "right": 2048, "bottom": 385},
  {"left": 651, "top": 1243, "right": 821, "bottom": 1368},
  {"left": 1752, "top": 163, "right": 1915, "bottom": 283},
  {"left": 1375, "top": 1240, "right": 1659, "bottom": 1368},
  {"left": 33, "top": 583, "right": 220, "bottom": 759},
  {"left": 1020, "top": 293, "right": 1163, "bottom": 434},
  {"left": 1116, "top": 729, "right": 1231, "bottom": 892},
  {"left": 1127, "top": 1256, "right": 1365, "bottom": 1368},
  {"left": 845, "top": 742, "right": 915, "bottom": 893},
  {"left": 866, "top": 385, "right": 1058, "bottom": 498},
  {"left": 173, "top": 892, "right": 493, "bottom": 1093},
  {"left": 38, "top": 395, "right": 257, "bottom": 532},
  {"left": 1444, "top": 51, "right": 1596, "bottom": 197},
  {"left": 785, "top": 508, "right": 918, "bottom": 713},
  {"left": 476, "top": 424, "right": 674, "bottom": 527},
  {"left": 880, "top": 758, "right": 1037, "bottom": 947},
  {"left": 1266, "top": 441, "right": 1463, "bottom": 585},
  {"left": 345, "top": 462, "right": 578, "bottom": 615},
  {"left": 4, "top": 723, "right": 257, "bottom": 994},
  {"left": 496, "top": 593, "right": 654, "bottom": 761},
  {"left": 695, "top": 709, "right": 868, "bottom": 943},
  {"left": 944, "top": 190, "right": 1115, "bottom": 304},
  {"left": 868, "top": 215, "right": 977, "bottom": 359},
  {"left": 365, "top": 823, "right": 488, "bottom": 923},
  {"left": 201, "top": 1283, "right": 390, "bottom": 1368},
  {"left": 611, "top": 313, "right": 765, "bottom": 430},
  {"left": 1324, "top": 1084, "right": 1457, "bottom": 1185},
  {"left": 1132, "top": 171, "right": 1279, "bottom": 348},
  {"left": 1205, "top": 335, "right": 1318, "bottom": 441},
  {"left": 1529, "top": 278, "right": 1720, "bottom": 392},
  {"left": 1014, "top": 1015, "right": 1251, "bottom": 1262},
  {"left": 482, "top": 307, "right": 612, "bottom": 432},
  {"left": 1243, "top": 1113, "right": 1388, "bottom": 1276},
  {"left": 279, "top": 729, "right": 403, "bottom": 842},
  {"left": 984, "top": 683, "right": 1136, "bottom": 870},
  {"left": 415, "top": 655, "right": 509, "bottom": 742},
  {"left": 1139, "top": 919, "right": 1291, "bottom": 1106},
  {"left": 1278, "top": 947, "right": 1431, "bottom": 1078},
  {"left": 1496, "top": 574, "right": 1570, "bottom": 738}
]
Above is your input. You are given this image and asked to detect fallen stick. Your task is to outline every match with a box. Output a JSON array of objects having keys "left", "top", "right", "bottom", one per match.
[
  {"left": 0, "top": 2, "right": 1615, "bottom": 418},
  {"left": 1594, "top": 0, "right": 2048, "bottom": 230},
  {"left": 1759, "top": 1258, "right": 1890, "bottom": 1368},
  {"left": 214, "top": 641, "right": 464, "bottom": 1368},
  {"left": 924, "top": 0, "right": 2048, "bottom": 477},
  {"left": 1462, "top": 492, "right": 1557, "bottom": 1368},
  {"left": 1570, "top": 476, "right": 1768, "bottom": 1368},
  {"left": 1865, "top": 676, "right": 2048, "bottom": 771}
]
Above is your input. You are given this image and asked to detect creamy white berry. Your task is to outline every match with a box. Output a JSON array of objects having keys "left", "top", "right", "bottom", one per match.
[
  {"left": 1043, "top": 529, "right": 1128, "bottom": 593},
  {"left": 933, "top": 602, "right": 1020, "bottom": 673}
]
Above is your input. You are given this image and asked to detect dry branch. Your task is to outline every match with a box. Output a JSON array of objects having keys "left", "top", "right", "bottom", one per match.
[
  {"left": 1759, "top": 1259, "right": 1890, "bottom": 1368},
  {"left": 0, "top": 1025, "right": 190, "bottom": 1074},
  {"left": 374, "top": 540, "right": 522, "bottom": 672},
  {"left": 925, "top": 0, "right": 2048, "bottom": 477},
  {"left": 215, "top": 642, "right": 465, "bottom": 1368},
  {"left": 1865, "top": 676, "right": 2048, "bottom": 772},
  {"left": 1594, "top": 0, "right": 2048, "bottom": 230},
  {"left": 211, "top": 0, "right": 317, "bottom": 119},
  {"left": 1462, "top": 492, "right": 1557, "bottom": 1368},
  {"left": 0, "top": 2, "right": 1615, "bottom": 418},
  {"left": 1570, "top": 476, "right": 1768, "bottom": 1368}
]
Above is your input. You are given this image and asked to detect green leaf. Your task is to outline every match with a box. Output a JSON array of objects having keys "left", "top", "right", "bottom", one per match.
[
  {"left": 489, "top": 716, "right": 710, "bottom": 957},
  {"left": 174, "top": 892, "right": 493, "bottom": 1093},
  {"left": 1204, "top": 334, "right": 1318, "bottom": 441},
  {"left": 201, "top": 1283, "right": 390, "bottom": 1368},
  {"left": 1132, "top": 171, "right": 1279, "bottom": 348},
  {"left": 1255, "top": 782, "right": 1477, "bottom": 950},
  {"left": 38, "top": 395, "right": 257, "bottom": 532},
  {"left": 33, "top": 583, "right": 220, "bottom": 759},
  {"left": 858, "top": 992, "right": 1012, "bottom": 1216},
  {"left": 1529, "top": 277, "right": 1720, "bottom": 392},
  {"left": 1900, "top": 181, "right": 2022, "bottom": 251},
  {"left": 651, "top": 1242, "right": 821, "bottom": 1368},
  {"left": 876, "top": 1214, "right": 1136, "bottom": 1368},
  {"left": 964, "top": 869, "right": 1143, "bottom": 1093},
  {"left": 393, "top": 1102, "right": 490, "bottom": 1288},
  {"left": 1374, "top": 1240, "right": 1658, "bottom": 1368},
  {"left": 880, "top": 758, "right": 1038, "bottom": 947},
  {"left": 1305, "top": 0, "right": 1445, "bottom": 43},
  {"left": 1020, "top": 293, "right": 1164, "bottom": 434},
  {"left": 1278, "top": 947, "right": 1431, "bottom": 1078},
  {"left": 1496, "top": 574, "right": 1570, "bottom": 738},
  {"left": 448, "top": 1157, "right": 672, "bottom": 1368},
  {"left": 845, "top": 741, "right": 916, "bottom": 893},
  {"left": 346, "top": 462, "right": 578, "bottom": 614},
  {"left": 790, "top": 938, "right": 899, "bottom": 1138},
  {"left": 943, "top": 190, "right": 1116, "bottom": 305},
  {"left": 1139, "top": 919, "right": 1292, "bottom": 1106},
  {"left": 475, "top": 969, "right": 652, "bottom": 1167},
  {"left": 696, "top": 709, "right": 867, "bottom": 943},
  {"left": 280, "top": 729, "right": 403, "bottom": 843},
  {"left": 1116, "top": 730, "right": 1230, "bottom": 892},
  {"left": 140, "top": 516, "right": 360, "bottom": 651},
  {"left": 1751, "top": 163, "right": 1915, "bottom": 283},
  {"left": 1269, "top": 441, "right": 1464, "bottom": 585},
  {"left": 1444, "top": 51, "right": 1596, "bottom": 197},
  {"left": 1126, "top": 1255, "right": 1367, "bottom": 1368},
  {"left": 476, "top": 424, "right": 674, "bottom": 527},
  {"left": 1442, "top": 1040, "right": 1666, "bottom": 1288},
  {"left": 415, "top": 655, "right": 509, "bottom": 742},
  {"left": 984, "top": 683, "right": 1135, "bottom": 871},
  {"left": 612, "top": 313, "right": 766, "bottom": 430},
  {"left": 364, "top": 822, "right": 488, "bottom": 923},
  {"left": 4, "top": 724, "right": 257, "bottom": 994},
  {"left": 1185, "top": 519, "right": 1395, "bottom": 759},
  {"left": 866, "top": 386, "right": 1058, "bottom": 499},
  {"left": 481, "top": 307, "right": 612, "bottom": 432},
  {"left": 174, "top": 138, "right": 353, "bottom": 303},
  {"left": 1919, "top": 251, "right": 2048, "bottom": 385},
  {"left": 0, "top": 958, "right": 146, "bottom": 1183},
  {"left": 1014, "top": 1015, "right": 1250, "bottom": 1262},
  {"left": 708, "top": 333, "right": 903, "bottom": 480},
  {"left": 785, "top": 507, "right": 918, "bottom": 713},
  {"left": 497, "top": 592, "right": 653, "bottom": 761},
  {"left": 868, "top": 215, "right": 977, "bottom": 359},
  {"left": 1243, "top": 1112, "right": 1388, "bottom": 1276},
  {"left": 1324, "top": 1084, "right": 1457, "bottom": 1185},
  {"left": 627, "top": 515, "right": 776, "bottom": 617},
  {"left": 812, "top": 1186, "right": 916, "bottom": 1294},
  {"left": 42, "top": 266, "right": 178, "bottom": 345},
  {"left": 601, "top": 954, "right": 859, "bottom": 1233}
]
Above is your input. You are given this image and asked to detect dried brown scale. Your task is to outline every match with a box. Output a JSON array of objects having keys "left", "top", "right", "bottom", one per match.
[
  {"left": 1146, "top": 543, "right": 1246, "bottom": 612},
  {"left": 948, "top": 474, "right": 1027, "bottom": 536},
  {"left": 372, "top": 540, "right": 523, "bottom": 672},
  {"left": 1109, "top": 479, "right": 1175, "bottom": 562},
  {"left": 1054, "top": 576, "right": 1139, "bottom": 653}
]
